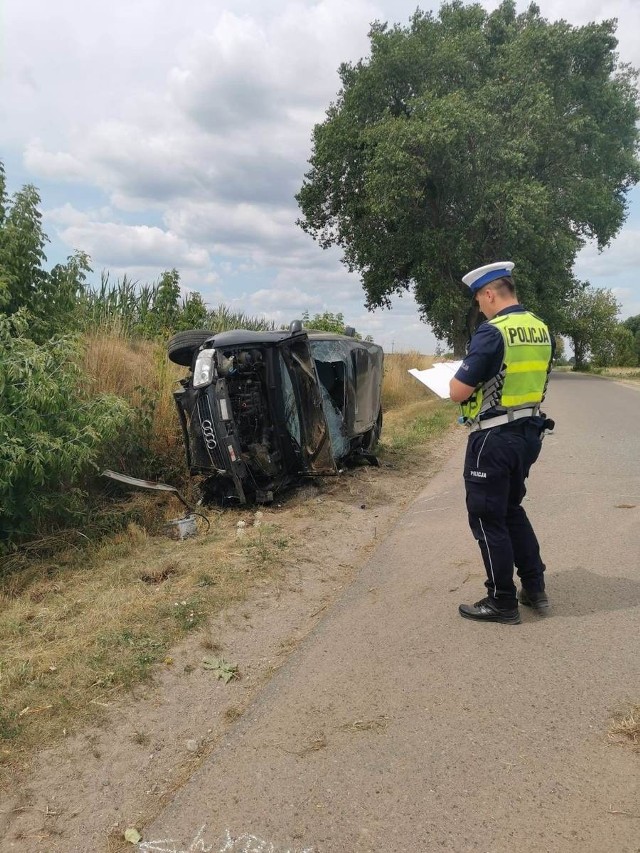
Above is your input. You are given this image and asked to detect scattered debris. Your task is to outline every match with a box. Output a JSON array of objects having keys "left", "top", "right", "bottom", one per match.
[
  {"left": 124, "top": 826, "right": 142, "bottom": 844},
  {"left": 165, "top": 513, "right": 198, "bottom": 541},
  {"left": 339, "top": 715, "right": 390, "bottom": 733},
  {"left": 202, "top": 657, "right": 238, "bottom": 683}
]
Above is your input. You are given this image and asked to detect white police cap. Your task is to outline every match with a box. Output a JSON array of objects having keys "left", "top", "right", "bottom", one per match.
[{"left": 462, "top": 261, "right": 514, "bottom": 293}]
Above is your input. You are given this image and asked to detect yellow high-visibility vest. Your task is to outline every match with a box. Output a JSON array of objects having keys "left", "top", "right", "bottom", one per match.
[{"left": 460, "top": 311, "right": 552, "bottom": 424}]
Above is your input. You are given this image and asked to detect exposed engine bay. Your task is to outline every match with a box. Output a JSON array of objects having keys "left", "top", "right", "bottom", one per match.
[{"left": 214, "top": 348, "right": 280, "bottom": 479}]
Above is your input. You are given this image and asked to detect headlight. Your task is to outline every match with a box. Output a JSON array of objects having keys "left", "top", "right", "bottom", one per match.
[{"left": 193, "top": 349, "right": 215, "bottom": 387}]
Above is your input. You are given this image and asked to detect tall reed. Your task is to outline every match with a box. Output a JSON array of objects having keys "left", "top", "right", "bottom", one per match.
[
  {"left": 203, "top": 304, "right": 278, "bottom": 333},
  {"left": 382, "top": 351, "right": 436, "bottom": 410},
  {"left": 82, "top": 332, "right": 186, "bottom": 482}
]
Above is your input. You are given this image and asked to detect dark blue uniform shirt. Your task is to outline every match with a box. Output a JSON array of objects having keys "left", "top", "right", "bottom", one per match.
[{"left": 454, "top": 305, "right": 554, "bottom": 419}]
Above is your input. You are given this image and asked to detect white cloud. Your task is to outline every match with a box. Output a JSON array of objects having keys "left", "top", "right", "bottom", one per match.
[
  {"left": 247, "top": 286, "right": 323, "bottom": 310},
  {"left": 47, "top": 207, "right": 211, "bottom": 270},
  {"left": 24, "top": 141, "right": 89, "bottom": 182},
  {"left": 574, "top": 228, "right": 640, "bottom": 279}
]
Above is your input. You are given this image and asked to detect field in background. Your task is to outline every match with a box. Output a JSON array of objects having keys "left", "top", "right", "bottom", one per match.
[
  {"left": 0, "top": 341, "right": 454, "bottom": 769},
  {"left": 381, "top": 352, "right": 455, "bottom": 450},
  {"left": 597, "top": 366, "right": 640, "bottom": 382},
  {"left": 382, "top": 351, "right": 435, "bottom": 409},
  {"left": 554, "top": 365, "right": 640, "bottom": 382}
]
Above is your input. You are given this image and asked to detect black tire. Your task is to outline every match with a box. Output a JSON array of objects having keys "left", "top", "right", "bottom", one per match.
[
  {"left": 167, "top": 330, "right": 215, "bottom": 366},
  {"left": 363, "top": 407, "right": 383, "bottom": 453}
]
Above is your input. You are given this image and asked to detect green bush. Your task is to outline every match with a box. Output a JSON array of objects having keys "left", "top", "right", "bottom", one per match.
[
  {"left": 0, "top": 165, "right": 91, "bottom": 342},
  {"left": 0, "top": 313, "right": 133, "bottom": 552}
]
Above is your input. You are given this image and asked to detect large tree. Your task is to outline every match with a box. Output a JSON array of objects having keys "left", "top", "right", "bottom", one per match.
[
  {"left": 561, "top": 285, "right": 620, "bottom": 369},
  {"left": 622, "top": 314, "right": 640, "bottom": 363},
  {"left": 297, "top": 1, "right": 640, "bottom": 354}
]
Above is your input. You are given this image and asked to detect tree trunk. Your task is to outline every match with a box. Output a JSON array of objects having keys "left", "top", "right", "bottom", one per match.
[
  {"left": 452, "top": 329, "right": 468, "bottom": 358},
  {"left": 572, "top": 338, "right": 587, "bottom": 370}
]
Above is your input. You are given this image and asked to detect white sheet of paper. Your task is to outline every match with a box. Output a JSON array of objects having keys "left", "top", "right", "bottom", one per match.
[{"left": 408, "top": 360, "right": 463, "bottom": 399}]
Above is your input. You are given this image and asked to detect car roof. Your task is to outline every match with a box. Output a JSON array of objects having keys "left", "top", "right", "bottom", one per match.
[
  {"left": 206, "top": 329, "right": 294, "bottom": 347},
  {"left": 205, "top": 328, "right": 375, "bottom": 348}
]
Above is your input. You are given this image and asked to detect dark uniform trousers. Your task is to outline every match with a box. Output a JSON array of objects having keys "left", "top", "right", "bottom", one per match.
[{"left": 464, "top": 418, "right": 546, "bottom": 609}]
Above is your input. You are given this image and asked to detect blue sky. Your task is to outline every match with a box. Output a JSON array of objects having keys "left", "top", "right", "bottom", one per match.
[{"left": 2, "top": 0, "right": 639, "bottom": 353}]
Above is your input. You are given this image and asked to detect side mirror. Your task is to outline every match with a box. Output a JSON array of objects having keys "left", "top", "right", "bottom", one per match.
[
  {"left": 344, "top": 326, "right": 356, "bottom": 337},
  {"left": 289, "top": 320, "right": 303, "bottom": 334}
]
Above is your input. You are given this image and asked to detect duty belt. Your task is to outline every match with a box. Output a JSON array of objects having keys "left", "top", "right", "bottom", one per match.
[{"left": 469, "top": 406, "right": 538, "bottom": 432}]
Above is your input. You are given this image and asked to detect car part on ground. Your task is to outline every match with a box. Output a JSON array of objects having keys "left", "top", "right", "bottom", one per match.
[
  {"left": 101, "top": 469, "right": 194, "bottom": 510},
  {"left": 101, "top": 470, "right": 211, "bottom": 536}
]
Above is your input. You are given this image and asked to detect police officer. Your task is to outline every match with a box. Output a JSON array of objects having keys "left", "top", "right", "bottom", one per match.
[{"left": 449, "top": 262, "right": 554, "bottom": 625}]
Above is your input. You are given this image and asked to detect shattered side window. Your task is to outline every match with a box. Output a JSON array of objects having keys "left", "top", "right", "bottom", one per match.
[
  {"left": 310, "top": 340, "right": 350, "bottom": 459},
  {"left": 310, "top": 339, "right": 350, "bottom": 366},
  {"left": 319, "top": 382, "right": 350, "bottom": 458},
  {"left": 277, "top": 352, "right": 301, "bottom": 447},
  {"left": 281, "top": 339, "right": 336, "bottom": 472}
]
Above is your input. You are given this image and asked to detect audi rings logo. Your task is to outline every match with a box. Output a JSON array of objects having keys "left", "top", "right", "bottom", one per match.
[{"left": 201, "top": 420, "right": 217, "bottom": 450}]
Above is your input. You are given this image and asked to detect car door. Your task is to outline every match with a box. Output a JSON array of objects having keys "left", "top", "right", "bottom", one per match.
[
  {"left": 351, "top": 344, "right": 383, "bottom": 432},
  {"left": 279, "top": 336, "right": 337, "bottom": 474}
]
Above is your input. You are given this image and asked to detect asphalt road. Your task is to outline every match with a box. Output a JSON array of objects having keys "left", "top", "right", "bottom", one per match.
[{"left": 142, "top": 372, "right": 640, "bottom": 853}]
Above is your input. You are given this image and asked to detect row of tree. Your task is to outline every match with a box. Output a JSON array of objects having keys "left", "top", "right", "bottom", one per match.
[{"left": 561, "top": 288, "right": 640, "bottom": 369}]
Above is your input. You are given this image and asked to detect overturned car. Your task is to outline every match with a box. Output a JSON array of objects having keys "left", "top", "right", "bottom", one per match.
[{"left": 168, "top": 322, "right": 384, "bottom": 505}]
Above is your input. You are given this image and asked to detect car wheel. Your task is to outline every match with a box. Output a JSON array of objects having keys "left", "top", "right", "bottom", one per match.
[
  {"left": 167, "top": 330, "right": 215, "bottom": 366},
  {"left": 363, "top": 407, "right": 383, "bottom": 453}
]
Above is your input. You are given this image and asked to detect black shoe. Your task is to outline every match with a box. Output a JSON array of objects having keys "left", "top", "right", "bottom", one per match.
[
  {"left": 518, "top": 588, "right": 550, "bottom": 613},
  {"left": 458, "top": 597, "right": 521, "bottom": 625}
]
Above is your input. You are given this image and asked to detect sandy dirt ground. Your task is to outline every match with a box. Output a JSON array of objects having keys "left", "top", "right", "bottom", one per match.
[{"left": 0, "top": 430, "right": 461, "bottom": 852}]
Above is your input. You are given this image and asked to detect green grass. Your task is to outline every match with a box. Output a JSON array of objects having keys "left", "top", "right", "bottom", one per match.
[
  {"left": 90, "top": 630, "right": 169, "bottom": 688},
  {"left": 382, "top": 403, "right": 455, "bottom": 452},
  {"left": 169, "top": 597, "right": 207, "bottom": 632}
]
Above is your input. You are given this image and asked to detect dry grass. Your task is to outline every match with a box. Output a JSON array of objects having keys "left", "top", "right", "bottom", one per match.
[
  {"left": 339, "top": 715, "right": 390, "bottom": 733},
  {"left": 609, "top": 705, "right": 640, "bottom": 750},
  {"left": 380, "top": 352, "right": 457, "bottom": 451},
  {"left": 82, "top": 332, "right": 187, "bottom": 470},
  {"left": 382, "top": 351, "right": 437, "bottom": 410},
  {"left": 0, "top": 512, "right": 288, "bottom": 767},
  {"left": 380, "top": 395, "right": 455, "bottom": 455},
  {"left": 598, "top": 366, "right": 640, "bottom": 382},
  {"left": 598, "top": 366, "right": 640, "bottom": 375}
]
